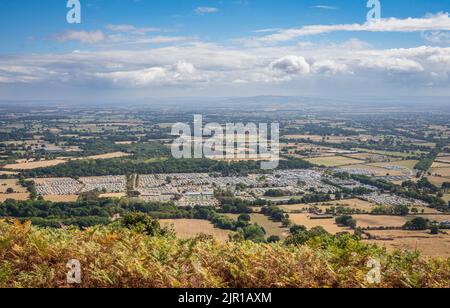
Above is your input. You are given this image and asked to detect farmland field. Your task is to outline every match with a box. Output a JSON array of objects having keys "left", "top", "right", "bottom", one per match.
[
  {"left": 353, "top": 215, "right": 408, "bottom": 228},
  {"left": 99, "top": 192, "right": 127, "bottom": 199},
  {"left": 436, "top": 156, "right": 450, "bottom": 164},
  {"left": 364, "top": 230, "right": 450, "bottom": 258},
  {"left": 160, "top": 219, "right": 232, "bottom": 242},
  {"left": 289, "top": 213, "right": 351, "bottom": 234},
  {"left": 225, "top": 213, "right": 289, "bottom": 238},
  {"left": 280, "top": 198, "right": 376, "bottom": 213},
  {"left": 43, "top": 195, "right": 79, "bottom": 202},
  {"left": 84, "top": 152, "right": 130, "bottom": 160},
  {"left": 353, "top": 148, "right": 422, "bottom": 158},
  {"left": 430, "top": 167, "right": 450, "bottom": 178},
  {"left": 3, "top": 159, "right": 67, "bottom": 170},
  {"left": 428, "top": 176, "right": 449, "bottom": 186},
  {"left": 305, "top": 156, "right": 364, "bottom": 167},
  {"left": 444, "top": 194, "right": 450, "bottom": 203},
  {"left": 0, "top": 179, "right": 29, "bottom": 201}
]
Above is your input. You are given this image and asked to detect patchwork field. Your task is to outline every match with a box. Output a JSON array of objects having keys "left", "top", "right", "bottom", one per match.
[
  {"left": 416, "top": 215, "right": 450, "bottom": 223},
  {"left": 3, "top": 159, "right": 67, "bottom": 170},
  {"left": 160, "top": 219, "right": 232, "bottom": 242},
  {"left": 430, "top": 167, "right": 450, "bottom": 178},
  {"left": 280, "top": 199, "right": 376, "bottom": 213},
  {"left": 364, "top": 230, "right": 450, "bottom": 258},
  {"left": 0, "top": 179, "right": 29, "bottom": 202},
  {"left": 84, "top": 152, "right": 130, "bottom": 160},
  {"left": 99, "top": 192, "right": 127, "bottom": 199},
  {"left": 43, "top": 195, "right": 79, "bottom": 202},
  {"left": 289, "top": 213, "right": 351, "bottom": 234},
  {"left": 432, "top": 162, "right": 450, "bottom": 168},
  {"left": 226, "top": 213, "right": 289, "bottom": 239},
  {"left": 0, "top": 171, "right": 19, "bottom": 176},
  {"left": 353, "top": 215, "right": 408, "bottom": 228},
  {"left": 436, "top": 156, "right": 450, "bottom": 164},
  {"left": 353, "top": 149, "right": 420, "bottom": 158},
  {"left": 305, "top": 156, "right": 364, "bottom": 167},
  {"left": 428, "top": 176, "right": 449, "bottom": 186},
  {"left": 444, "top": 194, "right": 450, "bottom": 203}
]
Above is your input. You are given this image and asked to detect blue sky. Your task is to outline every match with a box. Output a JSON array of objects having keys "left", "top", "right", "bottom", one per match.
[{"left": 0, "top": 0, "right": 450, "bottom": 101}]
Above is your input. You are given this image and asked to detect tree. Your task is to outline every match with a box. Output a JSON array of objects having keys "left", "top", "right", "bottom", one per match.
[
  {"left": 430, "top": 225, "right": 439, "bottom": 235},
  {"left": 267, "top": 235, "right": 281, "bottom": 243},
  {"left": 6, "top": 187, "right": 14, "bottom": 194},
  {"left": 122, "top": 213, "right": 169, "bottom": 236},
  {"left": 403, "top": 217, "right": 429, "bottom": 231},
  {"left": 290, "top": 225, "right": 307, "bottom": 235},
  {"left": 238, "top": 214, "right": 251, "bottom": 222},
  {"left": 242, "top": 224, "right": 266, "bottom": 243}
]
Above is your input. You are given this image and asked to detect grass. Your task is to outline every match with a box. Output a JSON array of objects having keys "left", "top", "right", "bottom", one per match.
[
  {"left": 364, "top": 230, "right": 450, "bottom": 258},
  {"left": 225, "top": 214, "right": 289, "bottom": 239},
  {"left": 0, "top": 219, "right": 448, "bottom": 288},
  {"left": 305, "top": 156, "right": 364, "bottom": 167},
  {"left": 3, "top": 159, "right": 68, "bottom": 170},
  {"left": 353, "top": 149, "right": 423, "bottom": 158},
  {"left": 160, "top": 219, "right": 232, "bottom": 242},
  {"left": 289, "top": 214, "right": 350, "bottom": 234},
  {"left": 352, "top": 215, "right": 408, "bottom": 228}
]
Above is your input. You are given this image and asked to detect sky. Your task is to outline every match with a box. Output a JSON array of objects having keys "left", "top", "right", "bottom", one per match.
[{"left": 0, "top": 0, "right": 450, "bottom": 102}]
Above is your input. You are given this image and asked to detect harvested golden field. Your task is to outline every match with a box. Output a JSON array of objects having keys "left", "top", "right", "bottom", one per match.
[
  {"left": 226, "top": 214, "right": 289, "bottom": 239},
  {"left": 431, "top": 167, "right": 450, "bottom": 178},
  {"left": 85, "top": 152, "right": 130, "bottom": 160},
  {"left": 436, "top": 156, "right": 450, "bottom": 164},
  {"left": 432, "top": 162, "right": 450, "bottom": 168},
  {"left": 364, "top": 230, "right": 450, "bottom": 258},
  {"left": 416, "top": 215, "right": 450, "bottom": 223},
  {"left": 444, "top": 194, "right": 450, "bottom": 203},
  {"left": 345, "top": 153, "right": 386, "bottom": 161},
  {"left": 280, "top": 199, "right": 376, "bottom": 213},
  {"left": 0, "top": 170, "right": 19, "bottom": 176},
  {"left": 318, "top": 199, "right": 376, "bottom": 212},
  {"left": 43, "top": 195, "right": 79, "bottom": 202},
  {"left": 279, "top": 204, "right": 310, "bottom": 213},
  {"left": 289, "top": 214, "right": 351, "bottom": 234},
  {"left": 0, "top": 179, "right": 29, "bottom": 201},
  {"left": 283, "top": 134, "right": 326, "bottom": 142},
  {"left": 99, "top": 192, "right": 127, "bottom": 199},
  {"left": 160, "top": 219, "right": 232, "bottom": 242},
  {"left": 428, "top": 176, "right": 449, "bottom": 186},
  {"left": 3, "top": 159, "right": 67, "bottom": 170},
  {"left": 0, "top": 179, "right": 26, "bottom": 194},
  {"left": 353, "top": 215, "right": 408, "bottom": 228},
  {"left": 305, "top": 156, "right": 364, "bottom": 167},
  {"left": 0, "top": 193, "right": 29, "bottom": 202}
]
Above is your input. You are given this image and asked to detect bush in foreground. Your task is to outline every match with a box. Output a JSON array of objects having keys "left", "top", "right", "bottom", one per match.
[{"left": 0, "top": 219, "right": 448, "bottom": 288}]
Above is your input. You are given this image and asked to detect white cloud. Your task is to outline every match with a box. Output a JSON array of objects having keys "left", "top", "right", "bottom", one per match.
[
  {"left": 312, "top": 5, "right": 338, "bottom": 10},
  {"left": 195, "top": 7, "right": 219, "bottom": 15},
  {"left": 56, "top": 30, "right": 107, "bottom": 44},
  {"left": 257, "top": 12, "right": 450, "bottom": 43},
  {"left": 1, "top": 39, "right": 449, "bottom": 92},
  {"left": 312, "top": 60, "right": 349, "bottom": 75},
  {"left": 95, "top": 60, "right": 206, "bottom": 87},
  {"left": 270, "top": 56, "right": 310, "bottom": 75},
  {"left": 422, "top": 31, "right": 450, "bottom": 44},
  {"left": 359, "top": 57, "right": 424, "bottom": 72},
  {"left": 105, "top": 24, "right": 160, "bottom": 34}
]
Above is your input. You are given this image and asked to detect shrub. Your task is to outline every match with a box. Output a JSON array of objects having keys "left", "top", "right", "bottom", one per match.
[{"left": 0, "top": 220, "right": 448, "bottom": 288}]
